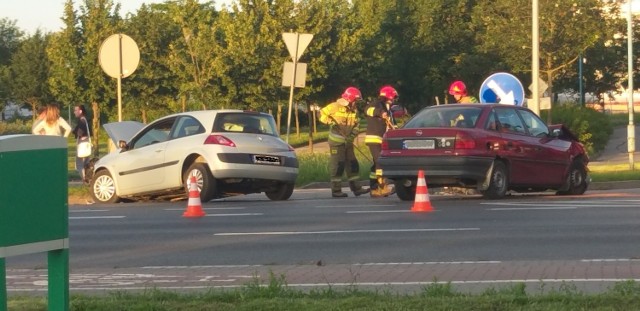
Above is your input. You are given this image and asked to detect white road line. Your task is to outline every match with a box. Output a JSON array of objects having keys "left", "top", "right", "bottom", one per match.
[
  {"left": 214, "top": 228, "right": 479, "bottom": 236},
  {"left": 69, "top": 216, "right": 125, "bottom": 219},
  {"left": 346, "top": 210, "right": 411, "bottom": 214},
  {"left": 488, "top": 207, "right": 578, "bottom": 211},
  {"left": 69, "top": 209, "right": 110, "bottom": 213},
  {"left": 581, "top": 259, "right": 640, "bottom": 262},
  {"left": 205, "top": 213, "right": 263, "bottom": 217},
  {"left": 358, "top": 261, "right": 502, "bottom": 265},
  {"left": 164, "top": 207, "right": 246, "bottom": 211},
  {"left": 142, "top": 265, "right": 262, "bottom": 269},
  {"left": 315, "top": 205, "right": 397, "bottom": 208}
]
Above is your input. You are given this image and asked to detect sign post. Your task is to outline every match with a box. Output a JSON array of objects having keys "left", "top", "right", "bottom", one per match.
[
  {"left": 99, "top": 34, "right": 140, "bottom": 122},
  {"left": 282, "top": 32, "right": 313, "bottom": 143}
]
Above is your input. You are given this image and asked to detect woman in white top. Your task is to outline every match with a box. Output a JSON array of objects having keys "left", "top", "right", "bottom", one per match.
[{"left": 32, "top": 104, "right": 72, "bottom": 137}]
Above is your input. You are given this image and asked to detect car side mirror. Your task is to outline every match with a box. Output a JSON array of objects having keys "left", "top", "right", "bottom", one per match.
[
  {"left": 118, "top": 140, "right": 129, "bottom": 151},
  {"left": 551, "top": 128, "right": 561, "bottom": 138}
]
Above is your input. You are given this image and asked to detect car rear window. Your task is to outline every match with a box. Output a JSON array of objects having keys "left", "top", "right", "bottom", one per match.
[
  {"left": 404, "top": 106, "right": 482, "bottom": 129},
  {"left": 213, "top": 112, "right": 278, "bottom": 136}
]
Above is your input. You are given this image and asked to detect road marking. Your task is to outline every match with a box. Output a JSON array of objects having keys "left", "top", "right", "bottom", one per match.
[
  {"left": 359, "top": 261, "right": 502, "bottom": 265},
  {"left": 164, "top": 207, "right": 246, "bottom": 211},
  {"left": 488, "top": 207, "right": 578, "bottom": 211},
  {"left": 69, "top": 209, "right": 110, "bottom": 213},
  {"left": 69, "top": 216, "right": 125, "bottom": 219},
  {"left": 346, "top": 210, "right": 411, "bottom": 214},
  {"left": 142, "top": 265, "right": 262, "bottom": 269},
  {"left": 315, "top": 204, "right": 396, "bottom": 208},
  {"left": 581, "top": 259, "right": 640, "bottom": 262},
  {"left": 214, "top": 228, "right": 479, "bottom": 236},
  {"left": 205, "top": 213, "right": 263, "bottom": 217}
]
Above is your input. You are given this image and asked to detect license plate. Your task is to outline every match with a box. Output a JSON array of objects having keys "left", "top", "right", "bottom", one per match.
[
  {"left": 253, "top": 155, "right": 281, "bottom": 165},
  {"left": 403, "top": 139, "right": 435, "bottom": 150}
]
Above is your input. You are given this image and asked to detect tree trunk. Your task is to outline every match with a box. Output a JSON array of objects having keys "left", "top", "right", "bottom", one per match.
[{"left": 91, "top": 101, "right": 100, "bottom": 157}]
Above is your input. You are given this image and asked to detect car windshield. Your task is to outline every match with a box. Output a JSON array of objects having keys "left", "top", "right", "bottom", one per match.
[
  {"left": 214, "top": 112, "right": 279, "bottom": 136},
  {"left": 404, "top": 106, "right": 482, "bottom": 129}
]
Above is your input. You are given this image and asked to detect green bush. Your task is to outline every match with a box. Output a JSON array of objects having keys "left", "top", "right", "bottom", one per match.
[
  {"left": 0, "top": 119, "right": 32, "bottom": 135},
  {"left": 544, "top": 104, "right": 612, "bottom": 156}
]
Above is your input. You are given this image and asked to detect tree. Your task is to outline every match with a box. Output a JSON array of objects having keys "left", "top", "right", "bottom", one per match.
[
  {"left": 472, "top": 0, "right": 621, "bottom": 110},
  {"left": 123, "top": 3, "right": 182, "bottom": 122},
  {"left": 162, "top": 0, "right": 224, "bottom": 112},
  {"left": 0, "top": 18, "right": 24, "bottom": 111},
  {"left": 215, "top": 0, "right": 294, "bottom": 112},
  {"left": 10, "top": 30, "right": 52, "bottom": 118}
]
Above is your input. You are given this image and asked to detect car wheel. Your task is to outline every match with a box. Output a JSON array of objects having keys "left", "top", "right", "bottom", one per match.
[
  {"left": 265, "top": 182, "right": 294, "bottom": 201},
  {"left": 481, "top": 161, "right": 509, "bottom": 199},
  {"left": 395, "top": 179, "right": 415, "bottom": 201},
  {"left": 90, "top": 170, "right": 120, "bottom": 204},
  {"left": 184, "top": 162, "right": 216, "bottom": 202},
  {"left": 557, "top": 161, "right": 588, "bottom": 195}
]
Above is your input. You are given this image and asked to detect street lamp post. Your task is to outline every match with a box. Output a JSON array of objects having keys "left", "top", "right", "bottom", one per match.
[{"left": 627, "top": 0, "right": 636, "bottom": 169}]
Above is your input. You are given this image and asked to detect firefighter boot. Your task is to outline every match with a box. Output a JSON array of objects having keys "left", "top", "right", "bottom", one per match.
[
  {"left": 331, "top": 181, "right": 347, "bottom": 198},
  {"left": 350, "top": 181, "right": 370, "bottom": 197},
  {"left": 371, "top": 178, "right": 395, "bottom": 197}
]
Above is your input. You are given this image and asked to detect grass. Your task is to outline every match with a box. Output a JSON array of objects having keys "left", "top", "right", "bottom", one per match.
[{"left": 8, "top": 275, "right": 640, "bottom": 310}]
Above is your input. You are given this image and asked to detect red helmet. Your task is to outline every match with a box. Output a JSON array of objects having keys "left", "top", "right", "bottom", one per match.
[
  {"left": 449, "top": 80, "right": 467, "bottom": 96},
  {"left": 379, "top": 85, "right": 398, "bottom": 100},
  {"left": 341, "top": 86, "right": 362, "bottom": 102}
]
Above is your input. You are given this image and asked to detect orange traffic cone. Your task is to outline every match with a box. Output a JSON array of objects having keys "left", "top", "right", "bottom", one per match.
[
  {"left": 183, "top": 175, "right": 206, "bottom": 218},
  {"left": 411, "top": 170, "right": 434, "bottom": 212}
]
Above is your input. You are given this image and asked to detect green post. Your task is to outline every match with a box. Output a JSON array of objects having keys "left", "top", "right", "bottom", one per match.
[
  {"left": 1, "top": 258, "right": 6, "bottom": 311},
  {"left": 48, "top": 249, "right": 69, "bottom": 311}
]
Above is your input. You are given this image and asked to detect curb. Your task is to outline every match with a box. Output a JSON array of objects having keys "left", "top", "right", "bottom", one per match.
[{"left": 300, "top": 180, "right": 640, "bottom": 191}]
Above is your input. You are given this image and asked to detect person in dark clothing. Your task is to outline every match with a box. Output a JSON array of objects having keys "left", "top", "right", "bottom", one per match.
[
  {"left": 72, "top": 105, "right": 91, "bottom": 183},
  {"left": 364, "top": 85, "right": 398, "bottom": 197}
]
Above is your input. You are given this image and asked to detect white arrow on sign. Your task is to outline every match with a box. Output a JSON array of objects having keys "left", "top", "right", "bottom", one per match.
[
  {"left": 282, "top": 33, "right": 313, "bottom": 61},
  {"left": 487, "top": 80, "right": 515, "bottom": 105}
]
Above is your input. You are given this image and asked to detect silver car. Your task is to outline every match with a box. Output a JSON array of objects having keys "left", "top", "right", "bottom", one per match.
[{"left": 89, "top": 110, "right": 299, "bottom": 203}]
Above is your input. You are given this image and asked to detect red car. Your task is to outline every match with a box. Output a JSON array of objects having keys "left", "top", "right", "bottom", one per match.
[{"left": 378, "top": 104, "right": 589, "bottom": 200}]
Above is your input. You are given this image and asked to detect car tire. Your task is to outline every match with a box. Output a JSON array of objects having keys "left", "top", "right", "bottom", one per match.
[
  {"left": 265, "top": 182, "right": 294, "bottom": 201},
  {"left": 557, "top": 161, "right": 588, "bottom": 195},
  {"left": 184, "top": 162, "right": 216, "bottom": 202},
  {"left": 481, "top": 161, "right": 509, "bottom": 199},
  {"left": 395, "top": 179, "right": 416, "bottom": 201},
  {"left": 90, "top": 170, "right": 120, "bottom": 204}
]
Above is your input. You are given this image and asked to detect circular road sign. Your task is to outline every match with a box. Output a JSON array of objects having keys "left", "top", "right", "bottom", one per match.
[
  {"left": 99, "top": 34, "right": 140, "bottom": 79},
  {"left": 479, "top": 72, "right": 525, "bottom": 106}
]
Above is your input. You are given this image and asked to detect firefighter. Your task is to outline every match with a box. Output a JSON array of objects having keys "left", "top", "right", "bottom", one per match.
[
  {"left": 319, "top": 87, "right": 370, "bottom": 198},
  {"left": 365, "top": 85, "right": 397, "bottom": 197},
  {"left": 449, "top": 80, "right": 478, "bottom": 103}
]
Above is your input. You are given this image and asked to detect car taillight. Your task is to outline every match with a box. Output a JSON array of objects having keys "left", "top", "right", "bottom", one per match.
[
  {"left": 204, "top": 134, "right": 236, "bottom": 147},
  {"left": 381, "top": 139, "right": 389, "bottom": 150},
  {"left": 454, "top": 133, "right": 476, "bottom": 149}
]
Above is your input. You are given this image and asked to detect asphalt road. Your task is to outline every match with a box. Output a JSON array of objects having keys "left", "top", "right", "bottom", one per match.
[{"left": 6, "top": 187, "right": 640, "bottom": 294}]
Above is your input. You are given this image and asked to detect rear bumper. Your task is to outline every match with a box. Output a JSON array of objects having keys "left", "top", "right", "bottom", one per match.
[
  {"left": 378, "top": 155, "right": 493, "bottom": 186},
  {"left": 212, "top": 163, "right": 298, "bottom": 182}
]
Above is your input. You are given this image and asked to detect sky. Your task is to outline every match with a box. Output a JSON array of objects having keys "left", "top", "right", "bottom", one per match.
[{"left": 0, "top": 0, "right": 231, "bottom": 35}]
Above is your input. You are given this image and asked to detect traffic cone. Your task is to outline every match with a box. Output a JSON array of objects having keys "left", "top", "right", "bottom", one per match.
[
  {"left": 183, "top": 175, "right": 206, "bottom": 218},
  {"left": 411, "top": 170, "right": 434, "bottom": 212}
]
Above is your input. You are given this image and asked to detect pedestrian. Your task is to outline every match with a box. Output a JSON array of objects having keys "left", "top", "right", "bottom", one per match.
[
  {"left": 31, "top": 104, "right": 72, "bottom": 137},
  {"left": 364, "top": 85, "right": 398, "bottom": 197},
  {"left": 319, "top": 86, "right": 370, "bottom": 198},
  {"left": 72, "top": 105, "right": 91, "bottom": 183},
  {"left": 31, "top": 105, "right": 47, "bottom": 135},
  {"left": 449, "top": 80, "right": 478, "bottom": 103}
]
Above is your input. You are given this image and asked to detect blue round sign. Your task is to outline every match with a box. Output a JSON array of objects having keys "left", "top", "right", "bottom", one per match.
[{"left": 479, "top": 72, "right": 525, "bottom": 106}]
